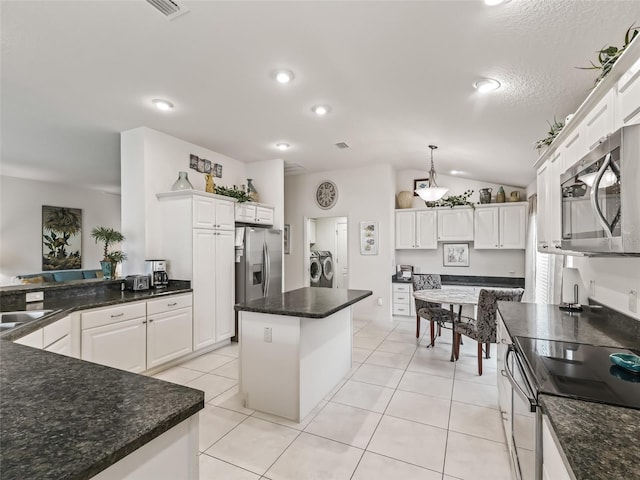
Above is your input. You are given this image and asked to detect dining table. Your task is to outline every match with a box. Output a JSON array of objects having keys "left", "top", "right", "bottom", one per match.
[{"left": 413, "top": 286, "right": 480, "bottom": 362}]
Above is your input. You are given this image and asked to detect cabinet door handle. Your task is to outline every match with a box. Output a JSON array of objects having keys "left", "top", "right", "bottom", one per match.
[
  {"left": 148, "top": 319, "right": 154, "bottom": 323},
  {"left": 167, "top": 302, "right": 177, "bottom": 307},
  {"left": 110, "top": 313, "right": 124, "bottom": 318},
  {"left": 142, "top": 320, "right": 147, "bottom": 324},
  {"left": 495, "top": 244, "right": 498, "bottom": 247}
]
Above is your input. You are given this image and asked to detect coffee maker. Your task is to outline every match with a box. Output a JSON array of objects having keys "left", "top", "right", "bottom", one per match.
[{"left": 145, "top": 259, "right": 169, "bottom": 288}]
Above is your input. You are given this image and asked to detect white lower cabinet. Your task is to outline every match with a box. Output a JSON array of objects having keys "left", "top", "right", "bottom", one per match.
[
  {"left": 392, "top": 283, "right": 415, "bottom": 316},
  {"left": 542, "top": 415, "right": 573, "bottom": 480},
  {"left": 147, "top": 307, "right": 193, "bottom": 369},
  {"left": 80, "top": 294, "right": 193, "bottom": 373},
  {"left": 82, "top": 317, "right": 147, "bottom": 373},
  {"left": 45, "top": 334, "right": 72, "bottom": 356},
  {"left": 15, "top": 314, "right": 78, "bottom": 358}
]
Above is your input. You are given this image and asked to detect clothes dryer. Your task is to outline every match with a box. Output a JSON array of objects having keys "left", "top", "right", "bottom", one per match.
[
  {"left": 309, "top": 251, "right": 322, "bottom": 287},
  {"left": 318, "top": 251, "right": 334, "bottom": 288}
]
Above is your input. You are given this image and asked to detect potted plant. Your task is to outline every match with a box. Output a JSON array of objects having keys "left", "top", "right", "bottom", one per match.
[{"left": 91, "top": 227, "right": 127, "bottom": 279}]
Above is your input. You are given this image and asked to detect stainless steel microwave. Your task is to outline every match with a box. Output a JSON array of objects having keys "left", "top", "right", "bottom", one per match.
[{"left": 560, "top": 125, "right": 640, "bottom": 254}]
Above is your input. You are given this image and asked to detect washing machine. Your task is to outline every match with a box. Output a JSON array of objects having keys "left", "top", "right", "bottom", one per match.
[
  {"left": 318, "top": 251, "right": 334, "bottom": 288},
  {"left": 309, "top": 251, "right": 322, "bottom": 287}
]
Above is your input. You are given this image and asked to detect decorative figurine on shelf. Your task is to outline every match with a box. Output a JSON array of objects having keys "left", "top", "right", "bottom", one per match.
[
  {"left": 171, "top": 171, "right": 193, "bottom": 191},
  {"left": 246, "top": 178, "right": 258, "bottom": 202},
  {"left": 479, "top": 188, "right": 492, "bottom": 204},
  {"left": 496, "top": 186, "right": 506, "bottom": 203},
  {"left": 205, "top": 174, "right": 215, "bottom": 194}
]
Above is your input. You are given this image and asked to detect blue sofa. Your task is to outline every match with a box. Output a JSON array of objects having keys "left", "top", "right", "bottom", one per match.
[{"left": 16, "top": 269, "right": 103, "bottom": 284}]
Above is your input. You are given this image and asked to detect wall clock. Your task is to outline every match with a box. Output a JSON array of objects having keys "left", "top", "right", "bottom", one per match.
[{"left": 315, "top": 180, "right": 338, "bottom": 209}]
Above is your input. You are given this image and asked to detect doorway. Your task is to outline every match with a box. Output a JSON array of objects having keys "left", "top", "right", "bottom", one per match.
[{"left": 306, "top": 216, "right": 348, "bottom": 289}]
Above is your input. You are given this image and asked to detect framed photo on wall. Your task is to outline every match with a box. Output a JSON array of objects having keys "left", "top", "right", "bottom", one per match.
[
  {"left": 443, "top": 243, "right": 469, "bottom": 267},
  {"left": 413, "top": 178, "right": 429, "bottom": 196},
  {"left": 360, "top": 221, "right": 378, "bottom": 255},
  {"left": 283, "top": 224, "right": 290, "bottom": 255}
]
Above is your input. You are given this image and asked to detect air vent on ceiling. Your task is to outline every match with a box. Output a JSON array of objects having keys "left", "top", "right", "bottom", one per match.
[
  {"left": 284, "top": 161, "right": 307, "bottom": 176},
  {"left": 335, "top": 142, "right": 350, "bottom": 149},
  {"left": 146, "top": 0, "right": 190, "bottom": 20}
]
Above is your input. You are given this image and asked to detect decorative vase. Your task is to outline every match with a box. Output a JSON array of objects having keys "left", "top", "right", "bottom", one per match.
[
  {"left": 479, "top": 188, "right": 492, "bottom": 204},
  {"left": 205, "top": 174, "right": 215, "bottom": 193},
  {"left": 171, "top": 171, "right": 194, "bottom": 191},
  {"left": 246, "top": 178, "right": 258, "bottom": 202},
  {"left": 100, "top": 261, "right": 117, "bottom": 280},
  {"left": 496, "top": 186, "right": 506, "bottom": 203},
  {"left": 397, "top": 191, "right": 413, "bottom": 208},
  {"left": 510, "top": 191, "right": 521, "bottom": 202}
]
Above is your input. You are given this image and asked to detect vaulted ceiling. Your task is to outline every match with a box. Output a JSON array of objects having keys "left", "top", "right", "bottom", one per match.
[{"left": 2, "top": 0, "right": 639, "bottom": 193}]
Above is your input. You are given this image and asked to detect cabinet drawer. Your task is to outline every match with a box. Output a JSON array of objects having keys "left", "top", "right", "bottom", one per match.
[
  {"left": 393, "top": 304, "right": 412, "bottom": 316},
  {"left": 43, "top": 316, "right": 71, "bottom": 347},
  {"left": 147, "top": 293, "right": 193, "bottom": 316},
  {"left": 82, "top": 301, "right": 146, "bottom": 330},
  {"left": 392, "top": 283, "right": 411, "bottom": 293},
  {"left": 393, "top": 292, "right": 411, "bottom": 304}
]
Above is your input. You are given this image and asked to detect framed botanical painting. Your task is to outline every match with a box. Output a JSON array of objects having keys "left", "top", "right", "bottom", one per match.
[
  {"left": 443, "top": 243, "right": 469, "bottom": 267},
  {"left": 42, "top": 205, "right": 82, "bottom": 271},
  {"left": 413, "top": 178, "right": 429, "bottom": 196},
  {"left": 283, "top": 224, "right": 290, "bottom": 254},
  {"left": 360, "top": 221, "right": 378, "bottom": 255}
]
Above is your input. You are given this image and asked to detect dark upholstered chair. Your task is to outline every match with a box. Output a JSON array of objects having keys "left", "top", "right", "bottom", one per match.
[
  {"left": 454, "top": 288, "right": 524, "bottom": 375},
  {"left": 414, "top": 274, "right": 453, "bottom": 345}
]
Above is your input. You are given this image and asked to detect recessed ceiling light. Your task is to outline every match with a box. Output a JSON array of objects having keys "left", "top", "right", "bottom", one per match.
[
  {"left": 276, "top": 143, "right": 290, "bottom": 151},
  {"left": 484, "top": 0, "right": 510, "bottom": 5},
  {"left": 272, "top": 69, "right": 294, "bottom": 84},
  {"left": 450, "top": 170, "right": 464, "bottom": 176},
  {"left": 473, "top": 78, "right": 501, "bottom": 93},
  {"left": 152, "top": 98, "right": 174, "bottom": 111},
  {"left": 311, "top": 105, "right": 331, "bottom": 116}
]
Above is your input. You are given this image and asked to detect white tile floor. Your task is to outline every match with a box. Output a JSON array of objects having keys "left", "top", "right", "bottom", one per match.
[{"left": 152, "top": 317, "right": 512, "bottom": 480}]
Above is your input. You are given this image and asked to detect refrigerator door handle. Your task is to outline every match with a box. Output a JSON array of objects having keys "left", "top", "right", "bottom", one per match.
[
  {"left": 262, "top": 242, "right": 267, "bottom": 296},
  {"left": 264, "top": 241, "right": 271, "bottom": 297}
]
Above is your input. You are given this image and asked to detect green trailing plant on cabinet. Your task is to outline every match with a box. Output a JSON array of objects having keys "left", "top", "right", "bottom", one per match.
[
  {"left": 534, "top": 117, "right": 565, "bottom": 151},
  {"left": 425, "top": 190, "right": 475, "bottom": 208}
]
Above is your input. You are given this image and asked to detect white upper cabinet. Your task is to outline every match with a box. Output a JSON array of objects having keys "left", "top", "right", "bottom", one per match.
[
  {"left": 437, "top": 207, "right": 474, "bottom": 241},
  {"left": 536, "top": 163, "right": 550, "bottom": 252},
  {"left": 395, "top": 209, "right": 437, "bottom": 249},
  {"left": 474, "top": 204, "right": 527, "bottom": 249},
  {"left": 583, "top": 89, "right": 616, "bottom": 153},
  {"left": 193, "top": 195, "right": 234, "bottom": 230},
  {"left": 616, "top": 56, "right": 640, "bottom": 127},
  {"left": 235, "top": 203, "right": 275, "bottom": 226}
]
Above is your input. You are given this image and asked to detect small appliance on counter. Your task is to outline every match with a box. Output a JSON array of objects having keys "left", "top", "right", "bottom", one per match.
[
  {"left": 124, "top": 275, "right": 150, "bottom": 291},
  {"left": 145, "top": 259, "right": 169, "bottom": 288},
  {"left": 395, "top": 265, "right": 413, "bottom": 282}
]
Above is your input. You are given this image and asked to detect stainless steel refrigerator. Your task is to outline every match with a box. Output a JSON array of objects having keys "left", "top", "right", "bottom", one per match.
[{"left": 234, "top": 226, "right": 283, "bottom": 339}]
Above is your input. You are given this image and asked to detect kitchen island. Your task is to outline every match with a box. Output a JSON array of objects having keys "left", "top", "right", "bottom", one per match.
[
  {"left": 0, "top": 340, "right": 203, "bottom": 480},
  {"left": 235, "top": 287, "right": 372, "bottom": 421}
]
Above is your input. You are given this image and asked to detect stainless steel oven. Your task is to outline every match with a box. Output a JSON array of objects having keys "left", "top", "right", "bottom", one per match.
[
  {"left": 560, "top": 124, "right": 640, "bottom": 254},
  {"left": 498, "top": 316, "right": 542, "bottom": 480}
]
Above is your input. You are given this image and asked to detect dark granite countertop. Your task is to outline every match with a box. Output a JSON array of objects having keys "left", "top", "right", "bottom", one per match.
[
  {"left": 235, "top": 287, "right": 372, "bottom": 318},
  {"left": 391, "top": 274, "right": 525, "bottom": 288},
  {"left": 497, "top": 301, "right": 640, "bottom": 349},
  {"left": 0, "top": 340, "right": 204, "bottom": 480},
  {"left": 540, "top": 395, "right": 640, "bottom": 480},
  {"left": 0, "top": 281, "right": 192, "bottom": 341},
  {"left": 498, "top": 301, "right": 640, "bottom": 480}
]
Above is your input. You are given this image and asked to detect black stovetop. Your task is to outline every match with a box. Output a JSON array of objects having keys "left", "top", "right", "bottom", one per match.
[{"left": 516, "top": 337, "right": 640, "bottom": 410}]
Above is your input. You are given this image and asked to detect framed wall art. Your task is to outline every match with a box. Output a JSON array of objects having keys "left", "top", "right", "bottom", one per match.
[
  {"left": 360, "top": 221, "right": 378, "bottom": 255},
  {"left": 443, "top": 243, "right": 469, "bottom": 267},
  {"left": 42, "top": 205, "right": 82, "bottom": 271},
  {"left": 413, "top": 178, "right": 429, "bottom": 196},
  {"left": 283, "top": 224, "right": 290, "bottom": 254}
]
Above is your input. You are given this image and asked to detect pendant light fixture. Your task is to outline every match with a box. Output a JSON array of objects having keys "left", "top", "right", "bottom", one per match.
[{"left": 415, "top": 145, "right": 449, "bottom": 202}]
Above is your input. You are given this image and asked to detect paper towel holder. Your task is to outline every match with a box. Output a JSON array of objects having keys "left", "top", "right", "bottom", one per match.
[{"left": 559, "top": 267, "right": 585, "bottom": 311}]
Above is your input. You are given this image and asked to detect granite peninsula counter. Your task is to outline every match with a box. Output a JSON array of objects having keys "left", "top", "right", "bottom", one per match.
[
  {"left": 497, "top": 302, "right": 640, "bottom": 480},
  {"left": 236, "top": 287, "right": 372, "bottom": 421}
]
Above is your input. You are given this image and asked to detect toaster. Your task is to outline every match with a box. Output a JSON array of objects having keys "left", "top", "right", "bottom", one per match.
[{"left": 124, "top": 275, "right": 150, "bottom": 291}]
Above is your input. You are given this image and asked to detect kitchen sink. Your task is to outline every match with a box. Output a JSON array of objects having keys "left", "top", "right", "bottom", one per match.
[{"left": 0, "top": 310, "right": 56, "bottom": 331}]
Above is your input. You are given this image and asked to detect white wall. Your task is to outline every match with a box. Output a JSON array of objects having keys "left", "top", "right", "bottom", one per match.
[
  {"left": 285, "top": 164, "right": 396, "bottom": 322},
  {"left": 246, "top": 158, "right": 285, "bottom": 230},
  {"left": 395, "top": 169, "right": 524, "bottom": 208},
  {"left": 572, "top": 256, "right": 640, "bottom": 320},
  {"left": 120, "top": 127, "right": 247, "bottom": 274},
  {"left": 0, "top": 175, "right": 121, "bottom": 284}
]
